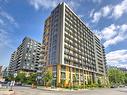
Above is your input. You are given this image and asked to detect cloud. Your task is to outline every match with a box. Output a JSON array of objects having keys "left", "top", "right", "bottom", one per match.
[
  {"left": 112, "top": 0, "right": 127, "bottom": 19},
  {"left": 0, "top": 9, "right": 18, "bottom": 49},
  {"left": 0, "top": 29, "right": 11, "bottom": 48},
  {"left": 93, "top": 24, "right": 117, "bottom": 40},
  {"left": 90, "top": 9, "right": 95, "bottom": 17},
  {"left": 0, "top": 10, "right": 18, "bottom": 27},
  {"left": 92, "top": 11, "right": 101, "bottom": 23},
  {"left": 95, "top": 24, "right": 127, "bottom": 48},
  {"left": 106, "top": 50, "right": 127, "bottom": 68},
  {"left": 0, "top": 18, "right": 4, "bottom": 25},
  {"left": 0, "top": 0, "right": 8, "bottom": 3},
  {"left": 102, "top": 6, "right": 111, "bottom": 17},
  {"left": 92, "top": 0, "right": 127, "bottom": 23},
  {"left": 29, "top": 0, "right": 58, "bottom": 10},
  {"left": 0, "top": 29, "right": 14, "bottom": 49},
  {"left": 101, "top": 24, "right": 118, "bottom": 40},
  {"left": 29, "top": 0, "right": 81, "bottom": 10},
  {"left": 103, "top": 24, "right": 127, "bottom": 48},
  {"left": 92, "top": 5, "right": 112, "bottom": 23}
]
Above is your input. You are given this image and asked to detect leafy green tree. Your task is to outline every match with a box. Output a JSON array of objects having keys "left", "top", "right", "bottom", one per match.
[
  {"left": 15, "top": 72, "right": 26, "bottom": 83},
  {"left": 61, "top": 79, "right": 65, "bottom": 87},
  {"left": 27, "top": 73, "right": 37, "bottom": 85},
  {"left": 72, "top": 74, "right": 79, "bottom": 89},
  {"left": 125, "top": 73, "right": 127, "bottom": 84},
  {"left": 97, "top": 78, "right": 102, "bottom": 87},
  {"left": 43, "top": 70, "right": 52, "bottom": 87},
  {"left": 108, "top": 68, "right": 126, "bottom": 85}
]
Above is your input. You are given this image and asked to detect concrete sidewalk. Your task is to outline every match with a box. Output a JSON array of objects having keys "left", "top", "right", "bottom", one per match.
[{"left": 0, "top": 88, "right": 15, "bottom": 95}]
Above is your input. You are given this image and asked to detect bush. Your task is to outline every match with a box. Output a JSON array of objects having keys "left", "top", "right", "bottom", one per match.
[
  {"left": 66, "top": 84, "right": 74, "bottom": 89},
  {"left": 79, "top": 84, "right": 85, "bottom": 89},
  {"left": 73, "top": 85, "right": 79, "bottom": 90},
  {"left": 85, "top": 83, "right": 100, "bottom": 88},
  {"left": 91, "top": 83, "right": 98, "bottom": 88}
]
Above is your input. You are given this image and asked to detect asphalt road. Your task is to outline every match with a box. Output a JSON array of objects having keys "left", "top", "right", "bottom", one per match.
[{"left": 11, "top": 86, "right": 127, "bottom": 95}]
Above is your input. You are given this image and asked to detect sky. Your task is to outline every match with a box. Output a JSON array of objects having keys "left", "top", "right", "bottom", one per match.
[{"left": 0, "top": 0, "right": 127, "bottom": 69}]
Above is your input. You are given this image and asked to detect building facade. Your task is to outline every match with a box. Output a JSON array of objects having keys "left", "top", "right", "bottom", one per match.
[
  {"left": 8, "top": 37, "right": 43, "bottom": 75},
  {"left": 43, "top": 2, "right": 107, "bottom": 87},
  {"left": 2, "top": 67, "right": 9, "bottom": 78}
]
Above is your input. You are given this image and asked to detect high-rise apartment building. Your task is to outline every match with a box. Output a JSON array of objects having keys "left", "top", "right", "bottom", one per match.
[
  {"left": 8, "top": 37, "right": 43, "bottom": 75},
  {"left": 43, "top": 2, "right": 107, "bottom": 86},
  {"left": 2, "top": 67, "right": 9, "bottom": 78}
]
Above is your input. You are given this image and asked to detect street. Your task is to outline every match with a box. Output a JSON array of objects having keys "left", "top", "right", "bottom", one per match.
[{"left": 6, "top": 86, "right": 127, "bottom": 95}]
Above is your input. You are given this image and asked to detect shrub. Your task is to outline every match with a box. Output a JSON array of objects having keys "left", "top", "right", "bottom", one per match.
[
  {"left": 91, "top": 83, "right": 98, "bottom": 88},
  {"left": 79, "top": 84, "right": 85, "bottom": 89},
  {"left": 73, "top": 85, "right": 79, "bottom": 90}
]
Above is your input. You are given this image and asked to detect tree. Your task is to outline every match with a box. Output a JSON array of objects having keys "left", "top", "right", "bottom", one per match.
[
  {"left": 27, "top": 73, "right": 37, "bottom": 85},
  {"left": 73, "top": 74, "right": 79, "bottom": 89},
  {"left": 108, "top": 68, "right": 126, "bottom": 85},
  {"left": 124, "top": 73, "right": 127, "bottom": 84},
  {"left": 15, "top": 72, "right": 26, "bottom": 83},
  {"left": 97, "top": 78, "right": 102, "bottom": 87},
  {"left": 61, "top": 79, "right": 65, "bottom": 88},
  {"left": 43, "top": 70, "right": 52, "bottom": 87}
]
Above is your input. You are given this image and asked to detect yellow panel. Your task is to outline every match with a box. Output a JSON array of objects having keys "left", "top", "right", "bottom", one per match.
[
  {"left": 57, "top": 64, "right": 61, "bottom": 85},
  {"left": 65, "top": 66, "right": 69, "bottom": 85}
]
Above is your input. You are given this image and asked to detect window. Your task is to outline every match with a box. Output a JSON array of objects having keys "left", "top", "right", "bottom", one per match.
[
  {"left": 53, "top": 66, "right": 56, "bottom": 72},
  {"left": 61, "top": 72, "right": 66, "bottom": 79},
  {"left": 61, "top": 66, "right": 66, "bottom": 71}
]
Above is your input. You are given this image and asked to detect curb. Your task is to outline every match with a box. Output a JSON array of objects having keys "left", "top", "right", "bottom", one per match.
[{"left": 37, "top": 87, "right": 89, "bottom": 92}]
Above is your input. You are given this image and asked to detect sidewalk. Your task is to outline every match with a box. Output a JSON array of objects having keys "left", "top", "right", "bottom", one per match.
[{"left": 0, "top": 88, "right": 15, "bottom": 95}]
